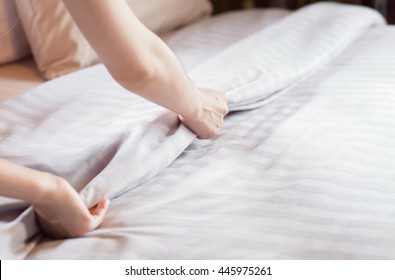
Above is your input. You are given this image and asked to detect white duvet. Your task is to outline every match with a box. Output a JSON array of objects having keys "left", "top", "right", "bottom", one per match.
[{"left": 1, "top": 3, "right": 395, "bottom": 259}]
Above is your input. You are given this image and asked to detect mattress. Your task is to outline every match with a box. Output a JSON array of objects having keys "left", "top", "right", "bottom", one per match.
[
  {"left": 0, "top": 58, "right": 44, "bottom": 101},
  {"left": 1, "top": 4, "right": 395, "bottom": 260}
]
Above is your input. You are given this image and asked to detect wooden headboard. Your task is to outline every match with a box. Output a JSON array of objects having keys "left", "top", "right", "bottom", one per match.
[{"left": 210, "top": 0, "right": 394, "bottom": 24}]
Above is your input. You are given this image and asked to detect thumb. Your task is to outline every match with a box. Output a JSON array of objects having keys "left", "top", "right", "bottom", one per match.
[{"left": 89, "top": 198, "right": 110, "bottom": 229}]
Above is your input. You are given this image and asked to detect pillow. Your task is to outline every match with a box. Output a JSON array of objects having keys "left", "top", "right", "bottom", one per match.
[
  {"left": 14, "top": 0, "right": 99, "bottom": 80},
  {"left": 0, "top": 0, "right": 30, "bottom": 65},
  {"left": 15, "top": 0, "right": 213, "bottom": 80},
  {"left": 126, "top": 0, "right": 213, "bottom": 35}
]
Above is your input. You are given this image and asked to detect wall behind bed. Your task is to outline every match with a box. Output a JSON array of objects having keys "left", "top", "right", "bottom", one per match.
[{"left": 210, "top": 0, "right": 395, "bottom": 24}]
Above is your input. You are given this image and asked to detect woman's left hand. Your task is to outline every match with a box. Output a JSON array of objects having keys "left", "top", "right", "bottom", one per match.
[{"left": 34, "top": 176, "right": 109, "bottom": 239}]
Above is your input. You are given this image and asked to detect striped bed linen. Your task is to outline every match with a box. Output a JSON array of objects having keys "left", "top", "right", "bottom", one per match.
[
  {"left": 0, "top": 7, "right": 290, "bottom": 260},
  {"left": 1, "top": 3, "right": 395, "bottom": 259}
]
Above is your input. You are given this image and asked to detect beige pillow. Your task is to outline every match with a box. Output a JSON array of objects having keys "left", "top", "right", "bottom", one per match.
[
  {"left": 0, "top": 0, "right": 30, "bottom": 65},
  {"left": 127, "top": 0, "right": 213, "bottom": 35},
  {"left": 15, "top": 0, "right": 99, "bottom": 79},
  {"left": 15, "top": 0, "right": 212, "bottom": 80}
]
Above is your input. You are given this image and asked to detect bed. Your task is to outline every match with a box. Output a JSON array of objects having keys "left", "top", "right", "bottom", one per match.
[{"left": 1, "top": 0, "right": 395, "bottom": 260}]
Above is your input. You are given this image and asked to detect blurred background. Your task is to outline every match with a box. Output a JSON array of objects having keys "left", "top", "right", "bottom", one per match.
[{"left": 210, "top": 0, "right": 394, "bottom": 23}]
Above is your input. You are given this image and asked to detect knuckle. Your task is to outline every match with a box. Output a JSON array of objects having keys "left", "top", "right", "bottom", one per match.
[
  {"left": 201, "top": 129, "right": 217, "bottom": 139},
  {"left": 211, "top": 127, "right": 219, "bottom": 137}
]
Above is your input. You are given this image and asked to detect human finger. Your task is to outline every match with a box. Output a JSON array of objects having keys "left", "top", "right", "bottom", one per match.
[
  {"left": 215, "top": 96, "right": 229, "bottom": 115},
  {"left": 89, "top": 198, "right": 110, "bottom": 229}
]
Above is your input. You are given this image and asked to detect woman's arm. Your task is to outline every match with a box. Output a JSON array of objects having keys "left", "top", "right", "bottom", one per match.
[
  {"left": 0, "top": 158, "right": 109, "bottom": 238},
  {"left": 0, "top": 159, "right": 53, "bottom": 204},
  {"left": 62, "top": 0, "right": 228, "bottom": 139}
]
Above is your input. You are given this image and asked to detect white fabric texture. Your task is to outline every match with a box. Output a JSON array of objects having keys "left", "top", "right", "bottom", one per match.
[
  {"left": 0, "top": 7, "right": 290, "bottom": 260},
  {"left": 189, "top": 3, "right": 385, "bottom": 110},
  {"left": 1, "top": 3, "right": 395, "bottom": 259}
]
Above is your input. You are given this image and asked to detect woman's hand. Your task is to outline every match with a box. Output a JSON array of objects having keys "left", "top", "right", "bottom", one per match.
[
  {"left": 0, "top": 159, "right": 110, "bottom": 239},
  {"left": 62, "top": 0, "right": 228, "bottom": 139},
  {"left": 179, "top": 88, "right": 229, "bottom": 139},
  {"left": 34, "top": 176, "right": 109, "bottom": 239}
]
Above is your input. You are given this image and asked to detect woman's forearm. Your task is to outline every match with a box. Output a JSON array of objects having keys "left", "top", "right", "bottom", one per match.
[
  {"left": 0, "top": 158, "right": 55, "bottom": 204},
  {"left": 62, "top": 0, "right": 202, "bottom": 119},
  {"left": 0, "top": 158, "right": 109, "bottom": 238}
]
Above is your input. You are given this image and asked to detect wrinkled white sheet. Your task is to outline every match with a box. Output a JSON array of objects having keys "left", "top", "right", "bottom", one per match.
[
  {"left": 0, "top": 7, "right": 290, "bottom": 260},
  {"left": 2, "top": 3, "right": 395, "bottom": 259}
]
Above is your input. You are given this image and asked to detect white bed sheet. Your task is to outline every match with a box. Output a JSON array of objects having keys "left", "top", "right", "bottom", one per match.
[
  {"left": 0, "top": 8, "right": 290, "bottom": 260},
  {"left": 2, "top": 5, "right": 395, "bottom": 260}
]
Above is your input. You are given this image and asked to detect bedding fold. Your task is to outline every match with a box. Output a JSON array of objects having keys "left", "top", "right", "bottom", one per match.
[
  {"left": 189, "top": 2, "right": 385, "bottom": 110},
  {"left": 0, "top": 2, "right": 386, "bottom": 259},
  {"left": 79, "top": 2, "right": 385, "bottom": 204}
]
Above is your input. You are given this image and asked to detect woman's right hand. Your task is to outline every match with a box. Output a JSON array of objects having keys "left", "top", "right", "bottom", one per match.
[
  {"left": 62, "top": 0, "right": 228, "bottom": 140},
  {"left": 179, "top": 88, "right": 229, "bottom": 139}
]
